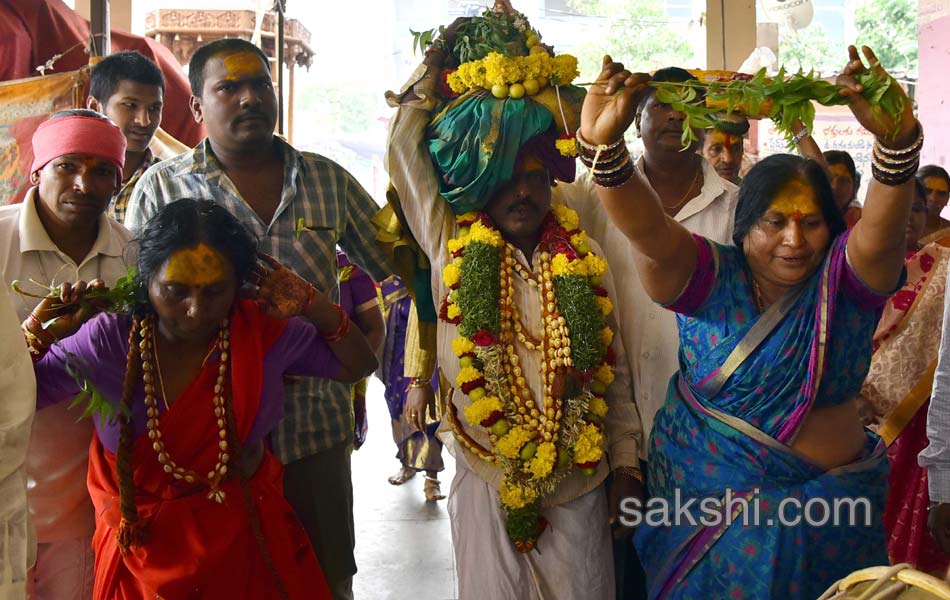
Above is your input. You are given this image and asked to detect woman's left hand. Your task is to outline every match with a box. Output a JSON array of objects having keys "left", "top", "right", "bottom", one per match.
[
  {"left": 608, "top": 470, "right": 645, "bottom": 540},
  {"left": 249, "top": 253, "right": 316, "bottom": 319},
  {"left": 837, "top": 45, "right": 917, "bottom": 148}
]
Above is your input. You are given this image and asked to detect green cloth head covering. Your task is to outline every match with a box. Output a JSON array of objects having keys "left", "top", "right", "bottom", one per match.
[{"left": 426, "top": 90, "right": 555, "bottom": 215}]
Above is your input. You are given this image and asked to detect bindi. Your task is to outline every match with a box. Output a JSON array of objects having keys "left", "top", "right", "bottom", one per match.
[
  {"left": 164, "top": 244, "right": 227, "bottom": 286},
  {"left": 768, "top": 180, "right": 820, "bottom": 223}
]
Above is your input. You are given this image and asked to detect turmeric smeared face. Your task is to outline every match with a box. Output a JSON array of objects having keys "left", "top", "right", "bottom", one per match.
[
  {"left": 703, "top": 130, "right": 743, "bottom": 184},
  {"left": 193, "top": 49, "right": 277, "bottom": 151},
  {"left": 743, "top": 179, "right": 831, "bottom": 289},
  {"left": 486, "top": 152, "right": 552, "bottom": 243},
  {"left": 827, "top": 163, "right": 856, "bottom": 211},
  {"left": 148, "top": 244, "right": 237, "bottom": 343},
  {"left": 923, "top": 176, "right": 950, "bottom": 216}
]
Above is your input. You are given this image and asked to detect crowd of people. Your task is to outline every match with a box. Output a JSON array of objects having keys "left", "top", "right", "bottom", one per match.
[{"left": 3, "top": 4, "right": 950, "bottom": 599}]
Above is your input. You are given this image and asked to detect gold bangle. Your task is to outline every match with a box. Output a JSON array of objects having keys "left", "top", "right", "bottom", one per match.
[
  {"left": 22, "top": 327, "right": 47, "bottom": 357},
  {"left": 575, "top": 131, "right": 624, "bottom": 153},
  {"left": 591, "top": 153, "right": 633, "bottom": 177},
  {"left": 875, "top": 122, "right": 924, "bottom": 157},
  {"left": 407, "top": 377, "right": 431, "bottom": 389}
]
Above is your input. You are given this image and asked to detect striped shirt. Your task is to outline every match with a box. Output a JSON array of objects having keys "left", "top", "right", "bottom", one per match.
[
  {"left": 125, "top": 138, "right": 393, "bottom": 463},
  {"left": 109, "top": 149, "right": 160, "bottom": 224}
]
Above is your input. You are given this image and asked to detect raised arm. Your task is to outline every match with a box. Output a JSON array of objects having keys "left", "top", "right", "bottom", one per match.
[
  {"left": 840, "top": 46, "right": 920, "bottom": 293},
  {"left": 252, "top": 255, "right": 378, "bottom": 383},
  {"left": 578, "top": 57, "right": 698, "bottom": 304}
]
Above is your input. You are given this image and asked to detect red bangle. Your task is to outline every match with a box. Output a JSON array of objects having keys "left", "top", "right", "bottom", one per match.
[
  {"left": 26, "top": 314, "right": 55, "bottom": 345},
  {"left": 321, "top": 304, "right": 351, "bottom": 343},
  {"left": 304, "top": 285, "right": 316, "bottom": 313}
]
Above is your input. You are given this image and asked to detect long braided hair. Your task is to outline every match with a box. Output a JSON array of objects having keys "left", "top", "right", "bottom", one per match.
[{"left": 114, "top": 199, "right": 258, "bottom": 554}]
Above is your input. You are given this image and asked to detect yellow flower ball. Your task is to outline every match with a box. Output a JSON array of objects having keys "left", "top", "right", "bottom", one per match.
[
  {"left": 528, "top": 441, "right": 557, "bottom": 480},
  {"left": 453, "top": 337, "right": 476, "bottom": 357},
  {"left": 595, "top": 296, "right": 613, "bottom": 316},
  {"left": 456, "top": 366, "right": 482, "bottom": 387},
  {"left": 447, "top": 303, "right": 461, "bottom": 320},
  {"left": 551, "top": 204, "right": 580, "bottom": 231},
  {"left": 573, "top": 423, "right": 605, "bottom": 465},
  {"left": 594, "top": 364, "right": 615, "bottom": 386},
  {"left": 496, "top": 426, "right": 534, "bottom": 459},
  {"left": 443, "top": 263, "right": 461, "bottom": 288},
  {"left": 599, "top": 327, "right": 614, "bottom": 348},
  {"left": 555, "top": 138, "right": 578, "bottom": 157},
  {"left": 570, "top": 231, "right": 588, "bottom": 250},
  {"left": 550, "top": 54, "right": 580, "bottom": 86},
  {"left": 468, "top": 220, "right": 503, "bottom": 247},
  {"left": 464, "top": 396, "right": 503, "bottom": 427},
  {"left": 588, "top": 396, "right": 608, "bottom": 419},
  {"left": 447, "top": 236, "right": 469, "bottom": 255},
  {"left": 583, "top": 254, "right": 607, "bottom": 277},
  {"left": 551, "top": 253, "right": 571, "bottom": 277},
  {"left": 499, "top": 478, "right": 537, "bottom": 510}
]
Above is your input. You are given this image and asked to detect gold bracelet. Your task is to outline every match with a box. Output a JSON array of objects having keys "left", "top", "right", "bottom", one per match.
[
  {"left": 22, "top": 327, "right": 48, "bottom": 357},
  {"left": 407, "top": 377, "right": 432, "bottom": 389}
]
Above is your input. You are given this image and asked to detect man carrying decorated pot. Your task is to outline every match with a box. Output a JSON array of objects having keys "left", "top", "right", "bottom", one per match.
[{"left": 384, "top": 8, "right": 642, "bottom": 599}]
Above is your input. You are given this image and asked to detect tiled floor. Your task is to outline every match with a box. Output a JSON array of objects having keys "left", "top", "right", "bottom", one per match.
[{"left": 351, "top": 378, "right": 459, "bottom": 599}]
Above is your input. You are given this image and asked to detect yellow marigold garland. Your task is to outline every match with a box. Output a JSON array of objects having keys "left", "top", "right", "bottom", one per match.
[
  {"left": 439, "top": 204, "right": 617, "bottom": 552},
  {"left": 447, "top": 52, "right": 579, "bottom": 96}
]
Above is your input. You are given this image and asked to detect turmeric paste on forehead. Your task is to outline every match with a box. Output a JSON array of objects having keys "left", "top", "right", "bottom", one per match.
[
  {"left": 220, "top": 51, "right": 266, "bottom": 81},
  {"left": 164, "top": 244, "right": 228, "bottom": 286}
]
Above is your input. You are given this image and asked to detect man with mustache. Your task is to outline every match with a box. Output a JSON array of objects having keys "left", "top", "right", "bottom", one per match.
[
  {"left": 385, "top": 16, "right": 643, "bottom": 596},
  {"left": 124, "top": 38, "right": 393, "bottom": 600},
  {"left": 703, "top": 115, "right": 748, "bottom": 185},
  {"left": 0, "top": 110, "right": 133, "bottom": 599},
  {"left": 86, "top": 51, "right": 165, "bottom": 224}
]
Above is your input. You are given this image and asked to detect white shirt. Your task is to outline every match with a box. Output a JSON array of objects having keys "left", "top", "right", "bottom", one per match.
[
  {"left": 921, "top": 265, "right": 950, "bottom": 502},
  {"left": 0, "top": 282, "right": 36, "bottom": 599},
  {"left": 558, "top": 158, "right": 738, "bottom": 458},
  {"left": 0, "top": 188, "right": 132, "bottom": 543}
]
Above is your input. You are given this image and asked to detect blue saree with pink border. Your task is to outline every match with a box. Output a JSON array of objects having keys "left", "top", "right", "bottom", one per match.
[{"left": 634, "top": 231, "right": 897, "bottom": 599}]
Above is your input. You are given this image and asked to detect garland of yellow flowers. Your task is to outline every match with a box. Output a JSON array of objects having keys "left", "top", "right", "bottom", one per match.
[{"left": 440, "top": 204, "right": 615, "bottom": 552}]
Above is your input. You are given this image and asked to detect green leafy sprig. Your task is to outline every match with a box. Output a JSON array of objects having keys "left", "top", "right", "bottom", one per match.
[
  {"left": 12, "top": 268, "right": 139, "bottom": 318},
  {"left": 14, "top": 268, "right": 139, "bottom": 423},
  {"left": 458, "top": 241, "right": 502, "bottom": 338},
  {"left": 649, "top": 66, "right": 907, "bottom": 150},
  {"left": 410, "top": 9, "right": 532, "bottom": 66},
  {"left": 505, "top": 503, "right": 543, "bottom": 549},
  {"left": 552, "top": 274, "right": 605, "bottom": 371}
]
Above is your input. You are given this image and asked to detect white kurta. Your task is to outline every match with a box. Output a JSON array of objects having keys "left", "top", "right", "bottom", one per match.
[{"left": 0, "top": 283, "right": 36, "bottom": 600}]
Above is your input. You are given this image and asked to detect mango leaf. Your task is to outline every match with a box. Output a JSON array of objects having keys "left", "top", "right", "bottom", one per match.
[{"left": 64, "top": 352, "right": 128, "bottom": 423}]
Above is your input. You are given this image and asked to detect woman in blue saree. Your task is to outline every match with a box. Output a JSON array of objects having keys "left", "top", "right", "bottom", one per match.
[{"left": 577, "top": 47, "right": 921, "bottom": 598}]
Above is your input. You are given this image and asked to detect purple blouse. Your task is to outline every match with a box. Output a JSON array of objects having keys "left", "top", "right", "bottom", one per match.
[{"left": 34, "top": 312, "right": 342, "bottom": 454}]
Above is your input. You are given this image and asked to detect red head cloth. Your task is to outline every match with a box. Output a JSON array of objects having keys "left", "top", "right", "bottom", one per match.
[{"left": 30, "top": 115, "right": 127, "bottom": 184}]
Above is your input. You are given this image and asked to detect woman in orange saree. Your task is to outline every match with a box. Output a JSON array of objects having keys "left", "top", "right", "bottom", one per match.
[
  {"left": 860, "top": 179, "right": 950, "bottom": 574},
  {"left": 23, "top": 199, "right": 378, "bottom": 599}
]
